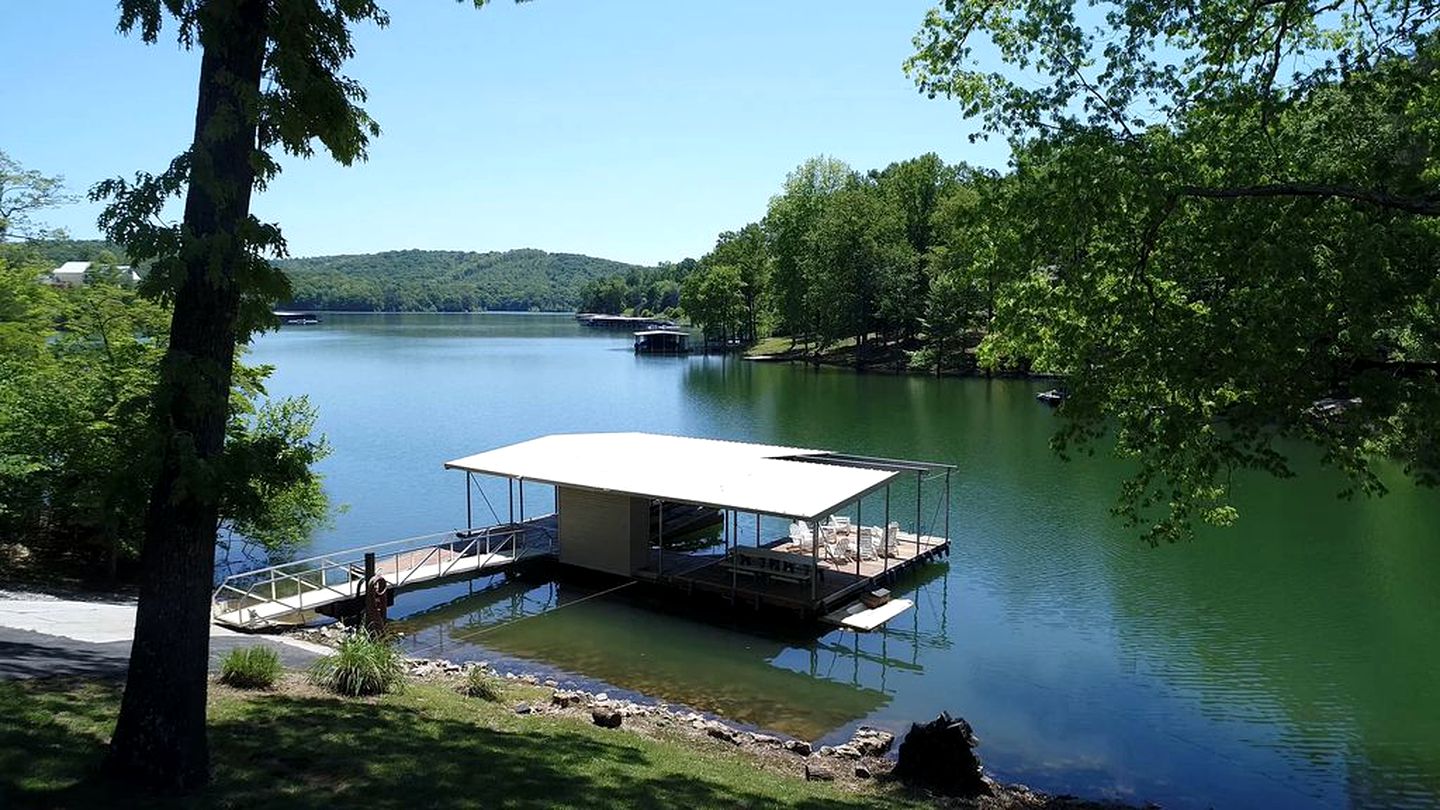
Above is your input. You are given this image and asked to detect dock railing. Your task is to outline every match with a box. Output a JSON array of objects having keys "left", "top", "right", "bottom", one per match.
[{"left": 212, "top": 518, "right": 556, "bottom": 629}]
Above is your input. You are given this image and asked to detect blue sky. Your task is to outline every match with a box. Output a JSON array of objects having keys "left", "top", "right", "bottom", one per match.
[{"left": 1, "top": 1, "right": 1001, "bottom": 265}]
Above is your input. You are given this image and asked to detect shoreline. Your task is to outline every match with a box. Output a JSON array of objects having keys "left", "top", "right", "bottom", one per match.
[
  {"left": 289, "top": 624, "right": 1143, "bottom": 809},
  {"left": 0, "top": 587, "right": 1141, "bottom": 807}
]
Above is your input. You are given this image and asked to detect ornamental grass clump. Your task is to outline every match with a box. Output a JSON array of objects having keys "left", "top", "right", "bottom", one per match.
[
  {"left": 218, "top": 646, "right": 282, "bottom": 689},
  {"left": 309, "top": 630, "right": 405, "bottom": 697},
  {"left": 461, "top": 666, "right": 504, "bottom": 702}
]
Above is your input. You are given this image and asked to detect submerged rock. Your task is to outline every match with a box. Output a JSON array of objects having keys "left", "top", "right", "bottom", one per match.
[{"left": 893, "top": 712, "right": 991, "bottom": 798}]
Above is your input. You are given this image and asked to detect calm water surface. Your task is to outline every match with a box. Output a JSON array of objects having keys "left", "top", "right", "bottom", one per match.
[{"left": 249, "top": 313, "right": 1440, "bottom": 809}]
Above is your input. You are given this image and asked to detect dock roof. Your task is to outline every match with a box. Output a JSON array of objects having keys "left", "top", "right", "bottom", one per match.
[{"left": 444, "top": 432, "right": 942, "bottom": 521}]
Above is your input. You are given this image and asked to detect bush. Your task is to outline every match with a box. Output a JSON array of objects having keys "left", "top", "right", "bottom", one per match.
[
  {"left": 308, "top": 629, "right": 405, "bottom": 696},
  {"left": 461, "top": 667, "right": 504, "bottom": 702},
  {"left": 218, "top": 646, "right": 281, "bottom": 689}
]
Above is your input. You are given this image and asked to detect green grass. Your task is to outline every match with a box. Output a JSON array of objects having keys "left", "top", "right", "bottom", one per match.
[
  {"left": 218, "top": 647, "right": 281, "bottom": 690},
  {"left": 308, "top": 630, "right": 405, "bottom": 697},
  {"left": 0, "top": 678, "right": 923, "bottom": 809}
]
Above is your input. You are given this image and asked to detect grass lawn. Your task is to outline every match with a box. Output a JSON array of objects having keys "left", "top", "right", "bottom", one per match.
[{"left": 0, "top": 676, "right": 924, "bottom": 809}]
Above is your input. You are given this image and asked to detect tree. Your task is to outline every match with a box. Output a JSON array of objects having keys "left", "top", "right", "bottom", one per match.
[
  {"left": 908, "top": 3, "right": 1440, "bottom": 541},
  {"left": 870, "top": 153, "right": 961, "bottom": 340},
  {"left": 91, "top": 0, "right": 513, "bottom": 790},
  {"left": 0, "top": 150, "right": 74, "bottom": 242},
  {"left": 681, "top": 263, "right": 745, "bottom": 345},
  {"left": 703, "top": 223, "right": 768, "bottom": 342},
  {"left": 0, "top": 258, "right": 330, "bottom": 581},
  {"left": 765, "top": 156, "right": 853, "bottom": 345}
]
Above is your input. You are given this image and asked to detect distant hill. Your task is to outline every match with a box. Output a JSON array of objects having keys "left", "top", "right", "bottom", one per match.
[
  {"left": 1, "top": 239, "right": 128, "bottom": 266},
  {"left": 277, "top": 249, "right": 656, "bottom": 312}
]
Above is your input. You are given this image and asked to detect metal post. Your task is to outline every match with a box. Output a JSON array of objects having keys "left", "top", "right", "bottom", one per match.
[
  {"left": 363, "top": 552, "right": 379, "bottom": 633},
  {"left": 518, "top": 478, "right": 525, "bottom": 523},
  {"left": 729, "top": 510, "right": 736, "bottom": 601},
  {"left": 883, "top": 484, "right": 890, "bottom": 573},
  {"left": 658, "top": 499, "right": 664, "bottom": 576},
  {"left": 811, "top": 520, "right": 819, "bottom": 602},
  {"left": 855, "top": 498, "right": 862, "bottom": 577},
  {"left": 465, "top": 472, "right": 473, "bottom": 532},
  {"left": 915, "top": 469, "right": 923, "bottom": 558},
  {"left": 944, "top": 470, "right": 952, "bottom": 548},
  {"left": 508, "top": 478, "right": 515, "bottom": 524},
  {"left": 754, "top": 512, "right": 760, "bottom": 548}
]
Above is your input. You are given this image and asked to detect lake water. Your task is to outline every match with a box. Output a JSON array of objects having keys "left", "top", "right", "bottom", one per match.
[{"left": 249, "top": 313, "right": 1440, "bottom": 809}]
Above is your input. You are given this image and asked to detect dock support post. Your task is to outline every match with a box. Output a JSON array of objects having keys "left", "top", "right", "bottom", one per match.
[
  {"left": 915, "top": 469, "right": 923, "bottom": 558},
  {"left": 657, "top": 500, "right": 664, "bottom": 576},
  {"left": 811, "top": 521, "right": 819, "bottom": 602},
  {"left": 519, "top": 478, "right": 525, "bottom": 523},
  {"left": 855, "top": 498, "right": 862, "bottom": 577},
  {"left": 465, "top": 472, "right": 472, "bottom": 533},
  {"left": 508, "top": 478, "right": 515, "bottom": 524},
  {"left": 363, "top": 552, "right": 387, "bottom": 634},
  {"left": 728, "top": 510, "right": 736, "bottom": 602},
  {"left": 944, "top": 470, "right": 951, "bottom": 547},
  {"left": 883, "top": 485, "right": 890, "bottom": 573}
]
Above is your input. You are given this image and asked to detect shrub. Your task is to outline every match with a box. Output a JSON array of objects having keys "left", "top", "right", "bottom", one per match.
[
  {"left": 218, "top": 646, "right": 281, "bottom": 689},
  {"left": 461, "top": 667, "right": 504, "bottom": 702},
  {"left": 308, "top": 629, "right": 405, "bottom": 697}
]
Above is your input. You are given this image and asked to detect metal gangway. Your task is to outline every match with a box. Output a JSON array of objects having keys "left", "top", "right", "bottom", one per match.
[{"left": 212, "top": 517, "right": 557, "bottom": 630}]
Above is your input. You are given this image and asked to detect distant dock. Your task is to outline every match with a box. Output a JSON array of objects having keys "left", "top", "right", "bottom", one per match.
[{"left": 576, "top": 313, "right": 675, "bottom": 331}]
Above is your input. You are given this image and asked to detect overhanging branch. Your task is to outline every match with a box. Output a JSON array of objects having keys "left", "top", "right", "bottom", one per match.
[{"left": 1176, "top": 184, "right": 1440, "bottom": 215}]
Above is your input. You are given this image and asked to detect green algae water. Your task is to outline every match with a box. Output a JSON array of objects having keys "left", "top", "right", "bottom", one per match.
[{"left": 249, "top": 313, "right": 1440, "bottom": 809}]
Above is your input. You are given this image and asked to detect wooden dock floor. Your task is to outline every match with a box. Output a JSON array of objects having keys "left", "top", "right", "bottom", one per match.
[{"left": 636, "top": 532, "right": 948, "bottom": 614}]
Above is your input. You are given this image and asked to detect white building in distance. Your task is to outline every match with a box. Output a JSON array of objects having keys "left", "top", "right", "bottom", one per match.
[{"left": 45, "top": 261, "right": 141, "bottom": 287}]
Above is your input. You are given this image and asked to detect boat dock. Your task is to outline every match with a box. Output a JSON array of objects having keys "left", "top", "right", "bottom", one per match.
[
  {"left": 212, "top": 519, "right": 556, "bottom": 630},
  {"left": 214, "top": 432, "right": 953, "bottom": 632},
  {"left": 445, "top": 432, "right": 953, "bottom": 624}
]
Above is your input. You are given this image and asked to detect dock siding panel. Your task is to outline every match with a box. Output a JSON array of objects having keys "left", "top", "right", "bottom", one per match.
[{"left": 557, "top": 486, "right": 646, "bottom": 576}]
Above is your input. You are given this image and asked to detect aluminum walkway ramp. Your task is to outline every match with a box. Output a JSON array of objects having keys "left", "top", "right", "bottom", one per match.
[{"left": 212, "top": 517, "right": 556, "bottom": 630}]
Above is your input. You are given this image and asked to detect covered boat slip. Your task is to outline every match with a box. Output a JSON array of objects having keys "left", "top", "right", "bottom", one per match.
[{"left": 444, "top": 433, "right": 953, "bottom": 620}]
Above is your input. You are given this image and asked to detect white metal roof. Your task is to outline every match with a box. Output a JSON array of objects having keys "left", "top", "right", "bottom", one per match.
[{"left": 444, "top": 432, "right": 903, "bottom": 521}]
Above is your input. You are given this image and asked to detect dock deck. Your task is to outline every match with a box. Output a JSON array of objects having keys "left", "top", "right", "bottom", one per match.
[{"left": 636, "top": 531, "right": 948, "bottom": 615}]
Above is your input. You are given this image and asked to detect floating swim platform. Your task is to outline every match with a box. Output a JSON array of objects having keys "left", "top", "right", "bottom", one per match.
[{"left": 822, "top": 598, "right": 914, "bottom": 631}]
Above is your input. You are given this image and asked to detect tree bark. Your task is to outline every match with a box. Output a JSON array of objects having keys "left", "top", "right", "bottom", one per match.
[{"left": 105, "top": 0, "right": 267, "bottom": 792}]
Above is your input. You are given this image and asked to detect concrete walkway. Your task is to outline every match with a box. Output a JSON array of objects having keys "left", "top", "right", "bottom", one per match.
[{"left": 0, "top": 591, "right": 328, "bottom": 680}]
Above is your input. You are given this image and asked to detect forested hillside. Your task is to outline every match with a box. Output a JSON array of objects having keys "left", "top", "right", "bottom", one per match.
[{"left": 278, "top": 248, "right": 656, "bottom": 312}]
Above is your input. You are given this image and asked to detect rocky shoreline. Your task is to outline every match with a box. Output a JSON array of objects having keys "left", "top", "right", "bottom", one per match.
[{"left": 291, "top": 626, "right": 1143, "bottom": 808}]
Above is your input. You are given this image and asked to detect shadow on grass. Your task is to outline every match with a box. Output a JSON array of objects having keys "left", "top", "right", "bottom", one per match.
[{"left": 3, "top": 682, "right": 889, "bottom": 809}]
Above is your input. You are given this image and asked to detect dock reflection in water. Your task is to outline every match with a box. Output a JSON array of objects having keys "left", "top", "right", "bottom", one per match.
[{"left": 389, "top": 567, "right": 950, "bottom": 742}]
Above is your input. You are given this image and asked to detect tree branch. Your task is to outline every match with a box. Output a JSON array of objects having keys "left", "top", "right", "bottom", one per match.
[{"left": 1176, "top": 184, "right": 1440, "bottom": 215}]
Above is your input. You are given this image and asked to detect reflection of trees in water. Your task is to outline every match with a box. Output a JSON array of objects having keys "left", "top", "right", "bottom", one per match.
[{"left": 1098, "top": 473, "right": 1440, "bottom": 807}]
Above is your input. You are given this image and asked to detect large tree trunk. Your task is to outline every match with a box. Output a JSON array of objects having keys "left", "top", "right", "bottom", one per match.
[{"left": 105, "top": 0, "right": 267, "bottom": 792}]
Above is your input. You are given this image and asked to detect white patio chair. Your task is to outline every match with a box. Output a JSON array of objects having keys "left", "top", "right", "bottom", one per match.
[
  {"left": 857, "top": 526, "right": 881, "bottom": 561},
  {"left": 789, "top": 520, "right": 812, "bottom": 550},
  {"left": 884, "top": 522, "right": 901, "bottom": 556},
  {"left": 832, "top": 532, "right": 854, "bottom": 563}
]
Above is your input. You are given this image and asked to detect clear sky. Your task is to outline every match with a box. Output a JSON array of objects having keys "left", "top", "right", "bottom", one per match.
[{"left": 1, "top": 1, "right": 1002, "bottom": 265}]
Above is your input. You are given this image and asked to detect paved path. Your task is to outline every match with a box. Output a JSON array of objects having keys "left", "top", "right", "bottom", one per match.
[{"left": 0, "top": 593, "right": 327, "bottom": 680}]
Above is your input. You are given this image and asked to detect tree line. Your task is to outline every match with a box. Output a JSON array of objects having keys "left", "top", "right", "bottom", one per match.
[{"left": 280, "top": 248, "right": 654, "bottom": 312}]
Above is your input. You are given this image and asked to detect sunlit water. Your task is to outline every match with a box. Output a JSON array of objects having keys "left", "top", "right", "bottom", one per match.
[{"left": 248, "top": 313, "right": 1440, "bottom": 809}]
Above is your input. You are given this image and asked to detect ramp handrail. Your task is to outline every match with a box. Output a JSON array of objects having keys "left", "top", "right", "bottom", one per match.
[{"left": 212, "top": 517, "right": 557, "bottom": 629}]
